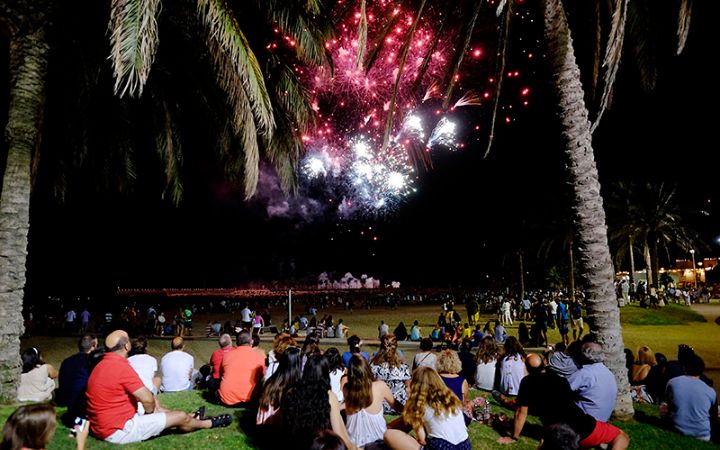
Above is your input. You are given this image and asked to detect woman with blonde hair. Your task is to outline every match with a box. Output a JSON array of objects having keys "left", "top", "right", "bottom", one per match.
[
  {"left": 370, "top": 334, "right": 411, "bottom": 414},
  {"left": 343, "top": 355, "right": 403, "bottom": 449},
  {"left": 436, "top": 350, "right": 469, "bottom": 408},
  {"left": 265, "top": 333, "right": 298, "bottom": 381},
  {"left": 384, "top": 367, "right": 470, "bottom": 450},
  {"left": 630, "top": 346, "right": 657, "bottom": 385}
]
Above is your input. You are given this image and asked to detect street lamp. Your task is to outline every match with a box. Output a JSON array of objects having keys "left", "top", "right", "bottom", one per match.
[{"left": 689, "top": 249, "right": 697, "bottom": 289}]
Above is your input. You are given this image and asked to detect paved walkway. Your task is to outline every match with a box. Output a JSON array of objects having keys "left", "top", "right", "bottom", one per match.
[{"left": 689, "top": 300, "right": 720, "bottom": 323}]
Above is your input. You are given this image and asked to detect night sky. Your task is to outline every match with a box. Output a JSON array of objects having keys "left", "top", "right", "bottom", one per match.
[{"left": 11, "top": 1, "right": 719, "bottom": 300}]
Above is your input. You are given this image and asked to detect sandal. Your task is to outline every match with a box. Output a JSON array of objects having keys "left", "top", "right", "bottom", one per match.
[
  {"left": 192, "top": 406, "right": 206, "bottom": 420},
  {"left": 209, "top": 414, "right": 233, "bottom": 428}
]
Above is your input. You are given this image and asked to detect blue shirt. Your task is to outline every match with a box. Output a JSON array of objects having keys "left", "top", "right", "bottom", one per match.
[
  {"left": 667, "top": 376, "right": 717, "bottom": 439},
  {"left": 410, "top": 326, "right": 422, "bottom": 341},
  {"left": 342, "top": 351, "right": 369, "bottom": 367},
  {"left": 568, "top": 362, "right": 617, "bottom": 421}
]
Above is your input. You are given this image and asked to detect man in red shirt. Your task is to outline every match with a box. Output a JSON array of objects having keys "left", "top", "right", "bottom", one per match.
[
  {"left": 208, "top": 333, "right": 234, "bottom": 399},
  {"left": 86, "top": 330, "right": 231, "bottom": 444},
  {"left": 218, "top": 330, "right": 265, "bottom": 406}
]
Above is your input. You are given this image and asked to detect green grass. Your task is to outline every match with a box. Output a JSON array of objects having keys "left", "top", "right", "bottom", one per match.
[
  {"left": 1, "top": 390, "right": 715, "bottom": 449},
  {"left": 620, "top": 304, "right": 707, "bottom": 326}
]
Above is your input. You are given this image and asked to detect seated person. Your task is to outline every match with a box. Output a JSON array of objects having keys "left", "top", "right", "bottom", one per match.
[
  {"left": 1, "top": 403, "right": 88, "bottom": 450},
  {"left": 56, "top": 334, "right": 97, "bottom": 426},
  {"left": 86, "top": 330, "right": 231, "bottom": 444},
  {"left": 496, "top": 353, "right": 629, "bottom": 449},
  {"left": 160, "top": 336, "right": 195, "bottom": 392},
  {"left": 663, "top": 353, "right": 717, "bottom": 441},
  {"left": 17, "top": 347, "right": 58, "bottom": 402},
  {"left": 218, "top": 330, "right": 265, "bottom": 406},
  {"left": 128, "top": 336, "right": 161, "bottom": 395}
]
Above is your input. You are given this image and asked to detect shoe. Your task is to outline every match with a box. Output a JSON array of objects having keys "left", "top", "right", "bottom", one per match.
[
  {"left": 209, "top": 414, "right": 233, "bottom": 428},
  {"left": 192, "top": 406, "right": 206, "bottom": 420}
]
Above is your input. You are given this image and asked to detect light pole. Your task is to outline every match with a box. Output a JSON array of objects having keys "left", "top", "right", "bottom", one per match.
[{"left": 689, "top": 249, "right": 697, "bottom": 289}]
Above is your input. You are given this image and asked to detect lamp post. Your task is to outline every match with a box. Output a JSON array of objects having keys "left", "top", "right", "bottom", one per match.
[{"left": 689, "top": 249, "right": 697, "bottom": 289}]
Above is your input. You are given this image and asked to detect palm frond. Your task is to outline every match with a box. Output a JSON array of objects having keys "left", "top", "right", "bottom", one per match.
[
  {"left": 261, "top": 0, "right": 334, "bottom": 68},
  {"left": 109, "top": 0, "right": 161, "bottom": 97},
  {"left": 626, "top": 0, "right": 657, "bottom": 91},
  {"left": 590, "top": 0, "right": 628, "bottom": 134},
  {"left": 381, "top": 0, "right": 427, "bottom": 152},
  {"left": 356, "top": 0, "right": 368, "bottom": 69},
  {"left": 442, "top": 0, "right": 483, "bottom": 109},
  {"left": 363, "top": 0, "right": 405, "bottom": 73},
  {"left": 412, "top": 5, "right": 448, "bottom": 93},
  {"left": 484, "top": 0, "right": 512, "bottom": 158},
  {"left": 266, "top": 120, "right": 301, "bottom": 193},
  {"left": 274, "top": 63, "right": 315, "bottom": 132},
  {"left": 156, "top": 100, "right": 184, "bottom": 205},
  {"left": 676, "top": 0, "right": 693, "bottom": 55},
  {"left": 305, "top": 0, "right": 322, "bottom": 15},
  {"left": 197, "top": 0, "right": 275, "bottom": 138}
]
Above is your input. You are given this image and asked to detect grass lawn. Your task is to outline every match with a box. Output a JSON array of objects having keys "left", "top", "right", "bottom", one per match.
[{"left": 6, "top": 300, "right": 720, "bottom": 449}]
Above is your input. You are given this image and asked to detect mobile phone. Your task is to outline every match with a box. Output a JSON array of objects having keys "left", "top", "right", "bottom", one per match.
[{"left": 71, "top": 417, "right": 87, "bottom": 436}]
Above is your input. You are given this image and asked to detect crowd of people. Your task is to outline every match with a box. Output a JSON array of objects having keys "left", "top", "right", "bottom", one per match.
[{"left": 5, "top": 314, "right": 718, "bottom": 450}]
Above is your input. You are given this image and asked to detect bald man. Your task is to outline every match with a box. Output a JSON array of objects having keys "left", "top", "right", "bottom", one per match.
[
  {"left": 86, "top": 330, "right": 231, "bottom": 444},
  {"left": 497, "top": 353, "right": 628, "bottom": 449},
  {"left": 160, "top": 336, "right": 195, "bottom": 392}
]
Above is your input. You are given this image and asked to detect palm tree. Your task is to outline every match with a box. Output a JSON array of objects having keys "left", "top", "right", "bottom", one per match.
[
  {"left": 0, "top": 3, "right": 48, "bottom": 402},
  {"left": 540, "top": 0, "right": 694, "bottom": 419},
  {"left": 608, "top": 182, "right": 700, "bottom": 288},
  {"left": 540, "top": 0, "right": 632, "bottom": 418},
  {"left": 108, "top": 0, "right": 333, "bottom": 198}
]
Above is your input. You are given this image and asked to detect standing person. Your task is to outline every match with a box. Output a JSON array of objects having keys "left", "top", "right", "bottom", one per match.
[
  {"left": 570, "top": 301, "right": 584, "bottom": 341},
  {"left": 384, "top": 367, "right": 470, "bottom": 450},
  {"left": 17, "top": 348, "right": 58, "bottom": 402},
  {"left": 160, "top": 337, "right": 195, "bottom": 392},
  {"left": 253, "top": 312, "right": 265, "bottom": 334},
  {"left": 662, "top": 353, "right": 717, "bottom": 441},
  {"left": 240, "top": 304, "right": 253, "bottom": 330},
  {"left": 80, "top": 308, "right": 91, "bottom": 332},
  {"left": 65, "top": 308, "right": 77, "bottom": 332},
  {"left": 86, "top": 330, "right": 231, "bottom": 444}
]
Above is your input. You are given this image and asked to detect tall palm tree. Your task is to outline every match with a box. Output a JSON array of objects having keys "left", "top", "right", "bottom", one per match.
[
  {"left": 540, "top": 0, "right": 633, "bottom": 418},
  {"left": 0, "top": 3, "right": 48, "bottom": 402},
  {"left": 540, "top": 0, "right": 694, "bottom": 419}
]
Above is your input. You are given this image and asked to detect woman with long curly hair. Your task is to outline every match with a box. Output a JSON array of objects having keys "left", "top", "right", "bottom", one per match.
[
  {"left": 370, "top": 334, "right": 410, "bottom": 414},
  {"left": 384, "top": 367, "right": 470, "bottom": 450},
  {"left": 257, "top": 346, "right": 302, "bottom": 425},
  {"left": 344, "top": 355, "right": 403, "bottom": 448},
  {"left": 474, "top": 336, "right": 499, "bottom": 391},
  {"left": 283, "top": 355, "right": 358, "bottom": 450}
]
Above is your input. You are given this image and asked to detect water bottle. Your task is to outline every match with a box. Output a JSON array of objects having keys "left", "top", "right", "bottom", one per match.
[{"left": 483, "top": 396, "right": 491, "bottom": 424}]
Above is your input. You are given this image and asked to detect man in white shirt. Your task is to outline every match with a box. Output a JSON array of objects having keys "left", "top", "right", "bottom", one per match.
[
  {"left": 160, "top": 337, "right": 195, "bottom": 392},
  {"left": 240, "top": 305, "right": 252, "bottom": 330}
]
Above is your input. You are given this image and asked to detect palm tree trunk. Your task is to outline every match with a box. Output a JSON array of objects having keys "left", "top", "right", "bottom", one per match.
[
  {"left": 541, "top": 0, "right": 633, "bottom": 418},
  {"left": 0, "top": 25, "right": 48, "bottom": 402},
  {"left": 569, "top": 242, "right": 576, "bottom": 301},
  {"left": 628, "top": 235, "right": 635, "bottom": 285},
  {"left": 643, "top": 243, "right": 653, "bottom": 286}
]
